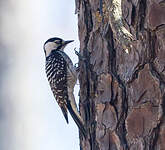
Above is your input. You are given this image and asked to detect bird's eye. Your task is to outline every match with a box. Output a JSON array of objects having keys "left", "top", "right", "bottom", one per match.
[{"left": 55, "top": 40, "right": 61, "bottom": 44}]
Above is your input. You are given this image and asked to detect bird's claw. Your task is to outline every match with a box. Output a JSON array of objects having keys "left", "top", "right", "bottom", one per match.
[
  {"left": 74, "top": 48, "right": 86, "bottom": 61},
  {"left": 74, "top": 63, "right": 80, "bottom": 72}
]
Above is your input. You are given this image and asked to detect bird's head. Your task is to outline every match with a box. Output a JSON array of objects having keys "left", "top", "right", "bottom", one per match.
[{"left": 43, "top": 37, "right": 74, "bottom": 57}]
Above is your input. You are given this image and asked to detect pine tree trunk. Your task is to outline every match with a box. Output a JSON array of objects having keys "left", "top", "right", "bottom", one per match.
[{"left": 75, "top": 0, "right": 165, "bottom": 149}]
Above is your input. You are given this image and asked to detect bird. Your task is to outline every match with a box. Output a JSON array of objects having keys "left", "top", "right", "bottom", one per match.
[{"left": 43, "top": 37, "right": 87, "bottom": 138}]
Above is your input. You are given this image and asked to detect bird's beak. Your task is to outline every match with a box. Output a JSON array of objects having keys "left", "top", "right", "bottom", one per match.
[{"left": 63, "top": 40, "right": 74, "bottom": 45}]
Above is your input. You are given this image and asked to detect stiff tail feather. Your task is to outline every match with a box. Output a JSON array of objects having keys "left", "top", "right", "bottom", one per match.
[
  {"left": 67, "top": 101, "right": 87, "bottom": 138},
  {"left": 60, "top": 106, "right": 69, "bottom": 124}
]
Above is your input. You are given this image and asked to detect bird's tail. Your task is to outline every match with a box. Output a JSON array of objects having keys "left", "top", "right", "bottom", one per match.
[
  {"left": 60, "top": 106, "right": 69, "bottom": 124},
  {"left": 67, "top": 101, "right": 87, "bottom": 138}
]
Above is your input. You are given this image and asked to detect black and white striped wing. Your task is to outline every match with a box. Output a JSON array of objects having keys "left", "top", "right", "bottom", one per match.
[{"left": 45, "top": 51, "right": 69, "bottom": 123}]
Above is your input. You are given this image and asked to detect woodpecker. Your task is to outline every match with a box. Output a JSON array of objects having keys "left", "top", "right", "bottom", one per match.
[{"left": 43, "top": 37, "right": 86, "bottom": 138}]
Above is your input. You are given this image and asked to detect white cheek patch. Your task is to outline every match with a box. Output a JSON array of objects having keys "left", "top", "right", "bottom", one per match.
[{"left": 45, "top": 42, "right": 58, "bottom": 57}]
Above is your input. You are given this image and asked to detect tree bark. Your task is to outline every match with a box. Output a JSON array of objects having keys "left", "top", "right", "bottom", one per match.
[{"left": 75, "top": 0, "right": 165, "bottom": 149}]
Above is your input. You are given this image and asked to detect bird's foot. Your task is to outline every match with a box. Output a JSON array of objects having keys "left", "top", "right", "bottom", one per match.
[
  {"left": 74, "top": 48, "right": 86, "bottom": 61},
  {"left": 74, "top": 63, "right": 80, "bottom": 72}
]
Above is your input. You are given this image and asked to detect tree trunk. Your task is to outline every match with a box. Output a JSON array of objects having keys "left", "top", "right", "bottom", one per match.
[{"left": 75, "top": 0, "right": 165, "bottom": 149}]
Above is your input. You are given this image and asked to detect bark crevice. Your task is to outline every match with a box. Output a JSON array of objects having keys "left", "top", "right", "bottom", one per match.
[{"left": 77, "top": 0, "right": 165, "bottom": 149}]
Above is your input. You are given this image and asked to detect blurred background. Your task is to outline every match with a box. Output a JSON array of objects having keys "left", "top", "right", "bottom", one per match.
[{"left": 0, "top": 0, "right": 80, "bottom": 150}]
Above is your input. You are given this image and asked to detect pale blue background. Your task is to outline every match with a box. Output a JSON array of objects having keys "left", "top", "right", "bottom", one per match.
[{"left": 0, "top": 0, "right": 80, "bottom": 150}]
